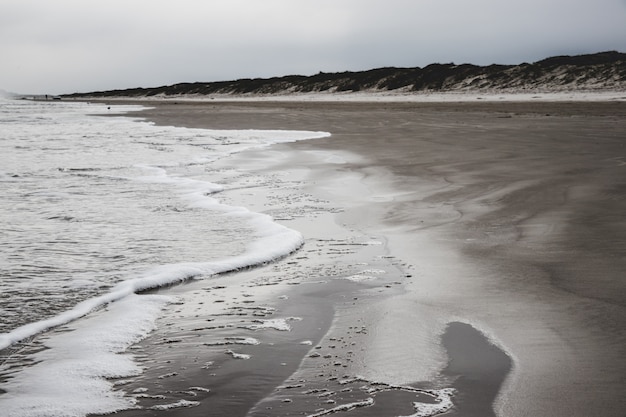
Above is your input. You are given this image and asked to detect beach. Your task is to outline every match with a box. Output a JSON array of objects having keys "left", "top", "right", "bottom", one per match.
[{"left": 86, "top": 99, "right": 626, "bottom": 416}]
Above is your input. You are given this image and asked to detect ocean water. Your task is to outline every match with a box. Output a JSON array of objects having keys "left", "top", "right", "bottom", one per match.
[{"left": 0, "top": 99, "right": 329, "bottom": 416}]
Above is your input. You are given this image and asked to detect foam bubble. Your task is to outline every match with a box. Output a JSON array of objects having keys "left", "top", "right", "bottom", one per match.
[
  {"left": 242, "top": 317, "right": 301, "bottom": 331},
  {"left": 343, "top": 274, "right": 376, "bottom": 282},
  {"left": 407, "top": 388, "right": 455, "bottom": 417},
  {"left": 225, "top": 350, "right": 251, "bottom": 360},
  {"left": 307, "top": 397, "right": 375, "bottom": 416},
  {"left": 149, "top": 399, "right": 200, "bottom": 410}
]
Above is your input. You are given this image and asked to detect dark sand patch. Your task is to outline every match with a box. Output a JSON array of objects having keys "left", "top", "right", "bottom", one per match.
[
  {"left": 441, "top": 322, "right": 512, "bottom": 417},
  {"left": 101, "top": 275, "right": 343, "bottom": 417}
]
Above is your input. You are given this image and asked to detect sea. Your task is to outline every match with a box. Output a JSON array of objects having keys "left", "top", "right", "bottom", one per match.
[{"left": 0, "top": 98, "right": 330, "bottom": 416}]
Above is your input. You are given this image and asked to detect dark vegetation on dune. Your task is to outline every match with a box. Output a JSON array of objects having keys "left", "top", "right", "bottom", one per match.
[{"left": 65, "top": 51, "right": 626, "bottom": 98}]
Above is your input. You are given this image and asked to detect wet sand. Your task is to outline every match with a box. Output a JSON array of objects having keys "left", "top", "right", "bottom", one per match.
[{"left": 100, "top": 100, "right": 625, "bottom": 416}]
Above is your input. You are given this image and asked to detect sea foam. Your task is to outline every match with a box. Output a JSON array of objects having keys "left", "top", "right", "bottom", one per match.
[
  {"left": 0, "top": 103, "right": 329, "bottom": 350},
  {"left": 0, "top": 294, "right": 170, "bottom": 417},
  {"left": 0, "top": 99, "right": 330, "bottom": 417}
]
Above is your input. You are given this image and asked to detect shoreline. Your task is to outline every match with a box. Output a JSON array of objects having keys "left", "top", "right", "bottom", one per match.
[
  {"left": 104, "top": 99, "right": 624, "bottom": 416},
  {"left": 64, "top": 88, "right": 626, "bottom": 103}
]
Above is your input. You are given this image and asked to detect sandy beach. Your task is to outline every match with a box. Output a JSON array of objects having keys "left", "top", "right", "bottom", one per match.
[{"left": 94, "top": 99, "right": 626, "bottom": 416}]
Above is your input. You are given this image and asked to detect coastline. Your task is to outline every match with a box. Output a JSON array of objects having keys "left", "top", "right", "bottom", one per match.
[
  {"left": 101, "top": 99, "right": 624, "bottom": 416},
  {"left": 69, "top": 89, "right": 626, "bottom": 107}
]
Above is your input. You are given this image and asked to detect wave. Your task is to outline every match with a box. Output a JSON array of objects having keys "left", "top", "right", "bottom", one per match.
[
  {"left": 0, "top": 190, "right": 309, "bottom": 415},
  {"left": 0, "top": 100, "right": 330, "bottom": 416},
  {"left": 0, "top": 121, "right": 330, "bottom": 351}
]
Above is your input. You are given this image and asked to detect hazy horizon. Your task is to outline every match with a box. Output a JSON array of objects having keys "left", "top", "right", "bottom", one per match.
[{"left": 2, "top": 0, "right": 626, "bottom": 95}]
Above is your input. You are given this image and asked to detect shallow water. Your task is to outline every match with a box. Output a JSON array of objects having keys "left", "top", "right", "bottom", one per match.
[
  {"left": 0, "top": 99, "right": 329, "bottom": 416},
  {"left": 0, "top": 99, "right": 329, "bottom": 336}
]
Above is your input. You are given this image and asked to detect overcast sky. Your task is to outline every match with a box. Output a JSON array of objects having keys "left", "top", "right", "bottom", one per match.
[{"left": 2, "top": 0, "right": 626, "bottom": 94}]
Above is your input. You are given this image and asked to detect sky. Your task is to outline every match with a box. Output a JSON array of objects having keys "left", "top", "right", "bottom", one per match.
[{"left": 1, "top": 0, "right": 626, "bottom": 95}]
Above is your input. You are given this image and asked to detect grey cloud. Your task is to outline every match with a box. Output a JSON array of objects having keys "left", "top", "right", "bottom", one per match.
[{"left": 1, "top": 0, "right": 624, "bottom": 94}]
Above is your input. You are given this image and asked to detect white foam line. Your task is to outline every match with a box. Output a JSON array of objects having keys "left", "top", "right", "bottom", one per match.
[
  {"left": 149, "top": 399, "right": 200, "bottom": 410},
  {"left": 307, "top": 397, "right": 375, "bottom": 417},
  {"left": 0, "top": 294, "right": 171, "bottom": 417},
  {"left": 0, "top": 266, "right": 201, "bottom": 351},
  {"left": 341, "top": 377, "right": 455, "bottom": 417},
  {"left": 403, "top": 388, "right": 455, "bottom": 417},
  {"left": 189, "top": 386, "right": 211, "bottom": 393},
  {"left": 225, "top": 350, "right": 251, "bottom": 360},
  {"left": 0, "top": 129, "right": 330, "bottom": 351},
  {"left": 242, "top": 318, "right": 296, "bottom": 331}
]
